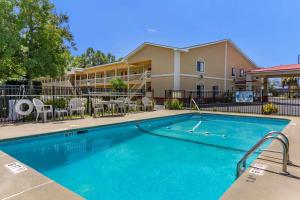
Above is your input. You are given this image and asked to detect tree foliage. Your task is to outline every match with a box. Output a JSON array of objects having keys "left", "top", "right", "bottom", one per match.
[
  {"left": 69, "top": 47, "right": 122, "bottom": 68},
  {"left": 0, "top": 0, "right": 75, "bottom": 84},
  {"left": 110, "top": 78, "right": 127, "bottom": 91},
  {"left": 281, "top": 77, "right": 298, "bottom": 90}
]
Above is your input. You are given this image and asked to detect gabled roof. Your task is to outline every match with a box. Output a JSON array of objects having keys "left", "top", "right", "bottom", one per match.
[
  {"left": 74, "top": 39, "right": 256, "bottom": 71},
  {"left": 124, "top": 39, "right": 257, "bottom": 68},
  {"left": 181, "top": 39, "right": 229, "bottom": 50},
  {"left": 123, "top": 42, "right": 188, "bottom": 60}
]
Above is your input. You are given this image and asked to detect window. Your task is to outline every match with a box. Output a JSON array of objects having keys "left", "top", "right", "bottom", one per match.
[
  {"left": 240, "top": 69, "right": 245, "bottom": 77},
  {"left": 196, "top": 60, "right": 205, "bottom": 73},
  {"left": 232, "top": 67, "right": 236, "bottom": 76},
  {"left": 196, "top": 84, "right": 204, "bottom": 97},
  {"left": 212, "top": 85, "right": 219, "bottom": 97}
]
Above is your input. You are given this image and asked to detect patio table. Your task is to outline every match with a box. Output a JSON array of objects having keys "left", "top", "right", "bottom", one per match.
[
  {"left": 94, "top": 100, "right": 124, "bottom": 116},
  {"left": 54, "top": 109, "right": 69, "bottom": 120}
]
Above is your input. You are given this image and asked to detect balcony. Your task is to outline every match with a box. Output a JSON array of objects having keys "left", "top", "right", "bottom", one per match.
[{"left": 75, "top": 71, "right": 151, "bottom": 86}]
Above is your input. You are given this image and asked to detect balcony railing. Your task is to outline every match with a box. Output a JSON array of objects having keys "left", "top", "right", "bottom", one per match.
[{"left": 75, "top": 71, "right": 151, "bottom": 86}]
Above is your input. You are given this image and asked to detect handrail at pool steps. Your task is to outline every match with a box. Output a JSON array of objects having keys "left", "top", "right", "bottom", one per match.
[
  {"left": 190, "top": 98, "right": 201, "bottom": 112},
  {"left": 236, "top": 131, "right": 291, "bottom": 178}
]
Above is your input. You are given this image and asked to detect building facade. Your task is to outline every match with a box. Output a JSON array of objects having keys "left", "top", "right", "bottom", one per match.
[{"left": 40, "top": 39, "right": 259, "bottom": 97}]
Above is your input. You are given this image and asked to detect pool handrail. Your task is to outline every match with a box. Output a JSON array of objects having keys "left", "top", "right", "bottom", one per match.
[
  {"left": 190, "top": 98, "right": 200, "bottom": 112},
  {"left": 236, "top": 132, "right": 290, "bottom": 178}
]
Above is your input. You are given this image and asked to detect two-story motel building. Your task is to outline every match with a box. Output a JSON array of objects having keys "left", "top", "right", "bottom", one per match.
[{"left": 40, "top": 39, "right": 260, "bottom": 98}]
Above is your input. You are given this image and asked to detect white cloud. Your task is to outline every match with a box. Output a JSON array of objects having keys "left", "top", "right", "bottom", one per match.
[{"left": 147, "top": 28, "right": 157, "bottom": 33}]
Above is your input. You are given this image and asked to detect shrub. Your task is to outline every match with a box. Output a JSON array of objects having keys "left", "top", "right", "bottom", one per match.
[
  {"left": 262, "top": 103, "right": 278, "bottom": 115},
  {"left": 45, "top": 98, "right": 67, "bottom": 109},
  {"left": 165, "top": 99, "right": 183, "bottom": 110}
]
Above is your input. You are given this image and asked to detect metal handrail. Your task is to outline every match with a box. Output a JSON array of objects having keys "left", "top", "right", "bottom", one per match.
[
  {"left": 236, "top": 134, "right": 289, "bottom": 177},
  {"left": 264, "top": 131, "right": 290, "bottom": 163},
  {"left": 190, "top": 98, "right": 200, "bottom": 112}
]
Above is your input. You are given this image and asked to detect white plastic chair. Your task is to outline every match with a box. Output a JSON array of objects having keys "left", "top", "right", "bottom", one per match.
[
  {"left": 142, "top": 97, "right": 153, "bottom": 111},
  {"left": 116, "top": 97, "right": 126, "bottom": 115},
  {"left": 91, "top": 98, "right": 105, "bottom": 117},
  {"left": 69, "top": 98, "right": 85, "bottom": 118},
  {"left": 32, "top": 98, "right": 53, "bottom": 122},
  {"left": 124, "top": 97, "right": 138, "bottom": 112}
]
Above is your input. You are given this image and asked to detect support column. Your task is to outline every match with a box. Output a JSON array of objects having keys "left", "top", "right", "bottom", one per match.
[
  {"left": 104, "top": 71, "right": 107, "bottom": 88},
  {"left": 246, "top": 74, "right": 253, "bottom": 91},
  {"left": 127, "top": 66, "right": 130, "bottom": 90},
  {"left": 262, "top": 77, "right": 268, "bottom": 102},
  {"left": 224, "top": 41, "right": 228, "bottom": 90},
  {"left": 173, "top": 50, "right": 181, "bottom": 90},
  {"left": 94, "top": 72, "right": 96, "bottom": 88}
]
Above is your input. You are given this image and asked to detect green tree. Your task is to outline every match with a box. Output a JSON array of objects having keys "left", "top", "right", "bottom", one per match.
[
  {"left": 0, "top": 0, "right": 75, "bottom": 85},
  {"left": 110, "top": 78, "right": 127, "bottom": 91},
  {"left": 282, "top": 77, "right": 298, "bottom": 98},
  {"left": 69, "top": 47, "right": 122, "bottom": 68},
  {"left": 282, "top": 77, "right": 298, "bottom": 90},
  {"left": 0, "top": 0, "right": 21, "bottom": 82}
]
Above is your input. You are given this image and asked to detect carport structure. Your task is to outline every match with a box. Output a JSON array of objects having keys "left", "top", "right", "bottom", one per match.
[{"left": 247, "top": 63, "right": 300, "bottom": 93}]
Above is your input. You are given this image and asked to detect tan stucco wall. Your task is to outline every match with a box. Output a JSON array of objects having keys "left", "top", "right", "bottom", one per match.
[
  {"left": 226, "top": 42, "right": 257, "bottom": 79},
  {"left": 180, "top": 42, "right": 226, "bottom": 78},
  {"left": 127, "top": 45, "right": 174, "bottom": 75},
  {"left": 181, "top": 76, "right": 225, "bottom": 91},
  {"left": 151, "top": 76, "right": 173, "bottom": 97}
]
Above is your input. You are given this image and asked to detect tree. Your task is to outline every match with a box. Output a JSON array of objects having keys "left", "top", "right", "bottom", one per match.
[
  {"left": 0, "top": 0, "right": 75, "bottom": 85},
  {"left": 69, "top": 47, "right": 122, "bottom": 68},
  {"left": 110, "top": 78, "right": 127, "bottom": 91},
  {"left": 0, "top": 0, "right": 21, "bottom": 82},
  {"left": 281, "top": 77, "right": 298, "bottom": 90},
  {"left": 282, "top": 77, "right": 298, "bottom": 98}
]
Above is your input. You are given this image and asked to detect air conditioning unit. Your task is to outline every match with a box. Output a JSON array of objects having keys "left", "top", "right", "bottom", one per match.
[{"left": 199, "top": 74, "right": 204, "bottom": 79}]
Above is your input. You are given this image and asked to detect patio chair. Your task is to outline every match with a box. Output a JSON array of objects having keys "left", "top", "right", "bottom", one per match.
[
  {"left": 69, "top": 98, "right": 85, "bottom": 118},
  {"left": 124, "top": 97, "right": 139, "bottom": 112},
  {"left": 116, "top": 98, "right": 126, "bottom": 115},
  {"left": 142, "top": 97, "right": 153, "bottom": 111},
  {"left": 91, "top": 98, "right": 105, "bottom": 118},
  {"left": 32, "top": 98, "right": 53, "bottom": 122}
]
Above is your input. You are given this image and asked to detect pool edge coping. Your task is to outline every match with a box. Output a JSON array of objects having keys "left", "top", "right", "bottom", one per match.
[{"left": 0, "top": 110, "right": 299, "bottom": 200}]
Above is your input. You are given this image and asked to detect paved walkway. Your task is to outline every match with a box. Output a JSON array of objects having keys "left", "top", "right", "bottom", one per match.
[
  {"left": 0, "top": 110, "right": 300, "bottom": 200},
  {"left": 0, "top": 110, "right": 190, "bottom": 140}
]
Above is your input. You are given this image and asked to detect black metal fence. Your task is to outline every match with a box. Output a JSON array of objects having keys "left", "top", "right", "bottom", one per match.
[
  {"left": 0, "top": 85, "right": 145, "bottom": 124},
  {"left": 165, "top": 89, "right": 300, "bottom": 116}
]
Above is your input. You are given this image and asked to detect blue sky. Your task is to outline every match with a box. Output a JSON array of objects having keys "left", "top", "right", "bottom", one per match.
[{"left": 53, "top": 0, "right": 300, "bottom": 67}]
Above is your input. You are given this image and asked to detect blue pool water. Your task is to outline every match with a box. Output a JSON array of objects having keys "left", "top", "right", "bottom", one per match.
[{"left": 0, "top": 113, "right": 289, "bottom": 200}]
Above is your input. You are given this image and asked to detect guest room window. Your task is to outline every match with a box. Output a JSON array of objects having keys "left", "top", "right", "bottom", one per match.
[{"left": 196, "top": 59, "right": 205, "bottom": 73}]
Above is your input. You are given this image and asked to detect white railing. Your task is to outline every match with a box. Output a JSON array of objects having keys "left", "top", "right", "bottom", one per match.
[{"left": 75, "top": 71, "right": 151, "bottom": 86}]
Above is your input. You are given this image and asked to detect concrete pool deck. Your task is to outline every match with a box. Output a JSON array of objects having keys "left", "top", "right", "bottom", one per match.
[{"left": 0, "top": 110, "right": 299, "bottom": 200}]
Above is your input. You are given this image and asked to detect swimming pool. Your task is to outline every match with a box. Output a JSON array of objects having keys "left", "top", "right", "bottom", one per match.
[{"left": 0, "top": 113, "right": 289, "bottom": 200}]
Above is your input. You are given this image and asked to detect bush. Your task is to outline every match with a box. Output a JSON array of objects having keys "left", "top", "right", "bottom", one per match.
[
  {"left": 45, "top": 98, "right": 67, "bottom": 109},
  {"left": 262, "top": 103, "right": 278, "bottom": 115},
  {"left": 165, "top": 99, "right": 183, "bottom": 110}
]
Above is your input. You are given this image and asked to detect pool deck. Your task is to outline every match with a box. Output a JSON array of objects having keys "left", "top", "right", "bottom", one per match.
[{"left": 0, "top": 110, "right": 299, "bottom": 200}]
